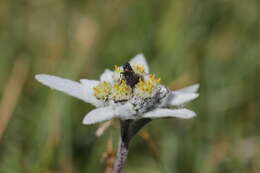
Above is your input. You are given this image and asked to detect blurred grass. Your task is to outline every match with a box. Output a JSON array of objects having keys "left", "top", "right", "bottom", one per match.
[{"left": 0, "top": 0, "right": 260, "bottom": 172}]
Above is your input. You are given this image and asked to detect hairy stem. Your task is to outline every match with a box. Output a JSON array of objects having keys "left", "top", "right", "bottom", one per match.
[
  {"left": 113, "top": 119, "right": 151, "bottom": 173},
  {"left": 113, "top": 136, "right": 129, "bottom": 173},
  {"left": 113, "top": 120, "right": 130, "bottom": 173}
]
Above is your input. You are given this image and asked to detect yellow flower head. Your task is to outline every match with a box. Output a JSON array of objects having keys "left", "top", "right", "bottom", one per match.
[
  {"left": 111, "top": 80, "right": 131, "bottom": 101},
  {"left": 149, "top": 74, "right": 161, "bottom": 84},
  {"left": 94, "top": 64, "right": 161, "bottom": 101},
  {"left": 136, "top": 79, "right": 153, "bottom": 94},
  {"left": 114, "top": 65, "right": 123, "bottom": 73},
  {"left": 93, "top": 81, "right": 111, "bottom": 100},
  {"left": 132, "top": 64, "right": 145, "bottom": 74},
  {"left": 135, "top": 74, "right": 161, "bottom": 97}
]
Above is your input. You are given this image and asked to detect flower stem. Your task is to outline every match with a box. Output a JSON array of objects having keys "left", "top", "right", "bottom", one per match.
[
  {"left": 113, "top": 119, "right": 151, "bottom": 173},
  {"left": 113, "top": 136, "right": 129, "bottom": 173},
  {"left": 113, "top": 120, "right": 130, "bottom": 173}
]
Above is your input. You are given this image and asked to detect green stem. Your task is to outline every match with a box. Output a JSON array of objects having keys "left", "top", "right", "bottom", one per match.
[{"left": 113, "top": 119, "right": 151, "bottom": 173}]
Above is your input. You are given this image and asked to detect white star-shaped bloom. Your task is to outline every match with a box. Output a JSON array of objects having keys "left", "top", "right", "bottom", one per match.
[{"left": 35, "top": 54, "right": 199, "bottom": 125}]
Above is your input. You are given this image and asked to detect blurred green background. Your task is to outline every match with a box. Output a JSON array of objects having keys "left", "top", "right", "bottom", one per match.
[{"left": 0, "top": 0, "right": 260, "bottom": 172}]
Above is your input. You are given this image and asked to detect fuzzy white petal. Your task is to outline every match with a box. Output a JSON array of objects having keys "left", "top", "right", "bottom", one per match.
[
  {"left": 80, "top": 79, "right": 99, "bottom": 87},
  {"left": 114, "top": 103, "right": 136, "bottom": 120},
  {"left": 79, "top": 79, "right": 103, "bottom": 107},
  {"left": 100, "top": 69, "right": 114, "bottom": 83},
  {"left": 83, "top": 107, "right": 115, "bottom": 125},
  {"left": 143, "top": 108, "right": 196, "bottom": 119},
  {"left": 130, "top": 54, "right": 149, "bottom": 73},
  {"left": 35, "top": 74, "right": 102, "bottom": 107},
  {"left": 169, "top": 91, "right": 199, "bottom": 106},
  {"left": 176, "top": 84, "right": 200, "bottom": 93}
]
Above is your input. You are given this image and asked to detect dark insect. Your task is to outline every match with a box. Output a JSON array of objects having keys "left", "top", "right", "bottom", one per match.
[{"left": 121, "top": 63, "right": 140, "bottom": 89}]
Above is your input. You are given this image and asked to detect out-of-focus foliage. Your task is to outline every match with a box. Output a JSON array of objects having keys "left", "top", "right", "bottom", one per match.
[{"left": 0, "top": 0, "right": 260, "bottom": 172}]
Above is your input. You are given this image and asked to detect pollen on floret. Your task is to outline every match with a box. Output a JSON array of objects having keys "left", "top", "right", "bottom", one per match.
[
  {"left": 135, "top": 79, "right": 153, "bottom": 96},
  {"left": 132, "top": 64, "right": 145, "bottom": 74},
  {"left": 93, "top": 81, "right": 111, "bottom": 100},
  {"left": 112, "top": 65, "right": 123, "bottom": 82},
  {"left": 134, "top": 74, "right": 161, "bottom": 98},
  {"left": 114, "top": 65, "right": 123, "bottom": 72},
  {"left": 111, "top": 80, "right": 131, "bottom": 101},
  {"left": 149, "top": 74, "right": 161, "bottom": 84}
]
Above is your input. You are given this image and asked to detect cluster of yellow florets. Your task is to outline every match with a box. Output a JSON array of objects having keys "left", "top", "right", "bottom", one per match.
[
  {"left": 111, "top": 80, "right": 131, "bottom": 101},
  {"left": 114, "top": 65, "right": 123, "bottom": 73},
  {"left": 149, "top": 74, "right": 161, "bottom": 84},
  {"left": 135, "top": 79, "right": 153, "bottom": 95},
  {"left": 93, "top": 64, "right": 161, "bottom": 102},
  {"left": 93, "top": 81, "right": 111, "bottom": 100},
  {"left": 93, "top": 80, "right": 131, "bottom": 102},
  {"left": 132, "top": 64, "right": 145, "bottom": 74},
  {"left": 135, "top": 74, "right": 161, "bottom": 97},
  {"left": 112, "top": 65, "right": 123, "bottom": 82}
]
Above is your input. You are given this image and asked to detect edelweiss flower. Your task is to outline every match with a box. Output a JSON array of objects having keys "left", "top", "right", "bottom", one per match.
[{"left": 35, "top": 54, "right": 199, "bottom": 125}]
